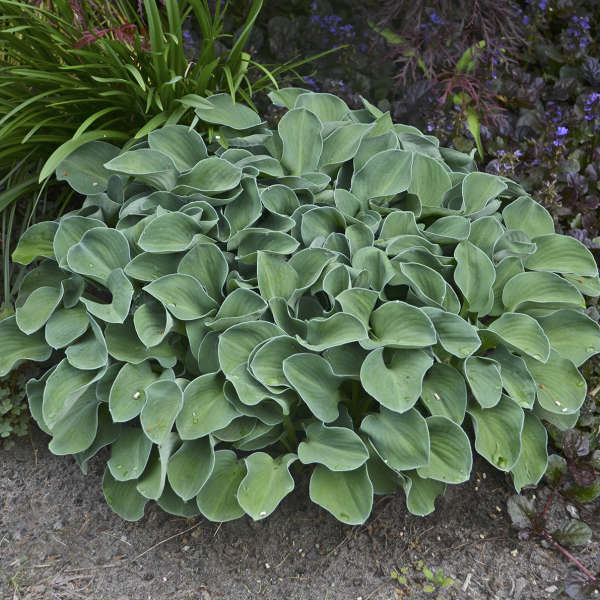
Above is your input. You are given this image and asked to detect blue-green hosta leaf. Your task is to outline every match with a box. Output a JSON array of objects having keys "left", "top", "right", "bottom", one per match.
[
  {"left": 143, "top": 274, "right": 217, "bottom": 320},
  {"left": 107, "top": 426, "right": 153, "bottom": 481},
  {"left": 463, "top": 356, "right": 502, "bottom": 408},
  {"left": 323, "top": 343, "right": 368, "bottom": 378},
  {"left": 309, "top": 464, "right": 373, "bottom": 525},
  {"left": 104, "top": 149, "right": 178, "bottom": 190},
  {"left": 176, "top": 373, "right": 240, "bottom": 439},
  {"left": 65, "top": 315, "right": 107, "bottom": 370},
  {"left": 148, "top": 125, "right": 207, "bottom": 171},
  {"left": 206, "top": 288, "right": 267, "bottom": 331},
  {"left": 177, "top": 244, "right": 228, "bottom": 301},
  {"left": 218, "top": 321, "right": 283, "bottom": 376},
  {"left": 366, "top": 441, "right": 401, "bottom": 494},
  {"left": 191, "top": 93, "right": 262, "bottom": 130},
  {"left": 493, "top": 230, "right": 537, "bottom": 261},
  {"left": 461, "top": 172, "right": 507, "bottom": 214},
  {"left": 320, "top": 123, "right": 372, "bottom": 167},
  {"left": 423, "top": 215, "right": 470, "bottom": 244},
  {"left": 350, "top": 149, "right": 412, "bottom": 200},
  {"left": 360, "top": 348, "right": 433, "bottom": 413},
  {"left": 489, "top": 345, "right": 536, "bottom": 409},
  {"left": 42, "top": 359, "right": 104, "bottom": 430},
  {"left": 399, "top": 262, "right": 446, "bottom": 307},
  {"left": 12, "top": 221, "right": 58, "bottom": 264},
  {"left": 178, "top": 157, "right": 243, "bottom": 193},
  {"left": 53, "top": 215, "right": 106, "bottom": 268},
  {"left": 256, "top": 251, "right": 298, "bottom": 303},
  {"left": 103, "top": 468, "right": 148, "bottom": 521},
  {"left": 454, "top": 240, "right": 495, "bottom": 315},
  {"left": 380, "top": 211, "right": 421, "bottom": 239},
  {"left": 416, "top": 416, "right": 472, "bottom": 483},
  {"left": 297, "top": 313, "right": 367, "bottom": 352},
  {"left": 109, "top": 360, "right": 162, "bottom": 422},
  {"left": 16, "top": 285, "right": 63, "bottom": 334},
  {"left": 125, "top": 252, "right": 183, "bottom": 282},
  {"left": 490, "top": 257, "right": 523, "bottom": 316},
  {"left": 336, "top": 288, "right": 379, "bottom": 328},
  {"left": 74, "top": 404, "right": 121, "bottom": 474},
  {"left": 45, "top": 304, "right": 89, "bottom": 349},
  {"left": 56, "top": 141, "right": 121, "bottom": 195},
  {"left": 140, "top": 380, "right": 183, "bottom": 445},
  {"left": 362, "top": 301, "right": 436, "bottom": 349},
  {"left": 421, "top": 363, "right": 467, "bottom": 424},
  {"left": 421, "top": 307, "right": 481, "bottom": 358},
  {"left": 484, "top": 312, "right": 550, "bottom": 362},
  {"left": 234, "top": 422, "right": 284, "bottom": 451},
  {"left": 408, "top": 154, "right": 452, "bottom": 208},
  {"left": 237, "top": 452, "right": 297, "bottom": 520},
  {"left": 156, "top": 483, "right": 200, "bottom": 518},
  {"left": 212, "top": 417, "right": 258, "bottom": 442},
  {"left": 502, "top": 196, "right": 554, "bottom": 239},
  {"left": 468, "top": 216, "right": 505, "bottom": 258},
  {"left": 137, "top": 212, "right": 210, "bottom": 253},
  {"left": 67, "top": 228, "right": 130, "bottom": 283},
  {"left": 510, "top": 413, "right": 548, "bottom": 493},
  {"left": 80, "top": 268, "right": 133, "bottom": 324},
  {"left": 360, "top": 408, "right": 430, "bottom": 471},
  {"left": 468, "top": 395, "right": 524, "bottom": 471},
  {"left": 295, "top": 92, "right": 350, "bottom": 121},
  {"left": 167, "top": 436, "right": 215, "bottom": 501},
  {"left": 279, "top": 107, "right": 323, "bottom": 175},
  {"left": 400, "top": 471, "right": 446, "bottom": 516},
  {"left": 196, "top": 450, "right": 246, "bottom": 522},
  {"left": 524, "top": 349, "right": 586, "bottom": 415},
  {"left": 385, "top": 234, "right": 443, "bottom": 258},
  {"left": 502, "top": 272, "right": 585, "bottom": 312},
  {"left": 48, "top": 386, "right": 101, "bottom": 455},
  {"left": 536, "top": 309, "right": 600, "bottom": 367},
  {"left": 351, "top": 246, "right": 395, "bottom": 292},
  {"left": 249, "top": 336, "right": 305, "bottom": 391},
  {"left": 289, "top": 247, "right": 337, "bottom": 292},
  {"left": 301, "top": 206, "right": 346, "bottom": 246},
  {"left": 524, "top": 233, "right": 597, "bottom": 277},
  {"left": 232, "top": 228, "right": 300, "bottom": 263},
  {"left": 136, "top": 434, "right": 178, "bottom": 500},
  {"left": 298, "top": 422, "right": 369, "bottom": 471},
  {"left": 563, "top": 273, "right": 600, "bottom": 296},
  {"left": 353, "top": 130, "right": 398, "bottom": 172},
  {"left": 134, "top": 300, "right": 174, "bottom": 348},
  {"left": 283, "top": 353, "right": 345, "bottom": 422}
]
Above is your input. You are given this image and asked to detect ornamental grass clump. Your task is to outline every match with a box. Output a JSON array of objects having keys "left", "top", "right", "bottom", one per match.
[{"left": 3, "top": 90, "right": 600, "bottom": 524}]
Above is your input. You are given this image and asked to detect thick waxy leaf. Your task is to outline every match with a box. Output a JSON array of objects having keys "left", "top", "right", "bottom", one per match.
[
  {"left": 489, "top": 345, "right": 536, "bottom": 409},
  {"left": 104, "top": 149, "right": 177, "bottom": 190},
  {"left": 80, "top": 268, "right": 133, "bottom": 324},
  {"left": 279, "top": 108, "right": 323, "bottom": 175},
  {"left": 502, "top": 272, "right": 584, "bottom": 312},
  {"left": 485, "top": 312, "right": 551, "bottom": 362},
  {"left": 177, "top": 244, "right": 228, "bottom": 301},
  {"left": 125, "top": 252, "right": 182, "bottom": 282},
  {"left": 400, "top": 262, "right": 446, "bottom": 306},
  {"left": 363, "top": 301, "right": 436, "bottom": 349},
  {"left": 417, "top": 416, "right": 472, "bottom": 483},
  {"left": 196, "top": 450, "right": 246, "bottom": 522},
  {"left": 524, "top": 350, "right": 586, "bottom": 415},
  {"left": 16, "top": 285, "right": 63, "bottom": 334},
  {"left": 191, "top": 93, "right": 262, "bottom": 130},
  {"left": 511, "top": 413, "right": 548, "bottom": 493},
  {"left": 297, "top": 313, "right": 367, "bottom": 351},
  {"left": 454, "top": 240, "right": 495, "bottom": 315},
  {"left": 295, "top": 92, "right": 350, "bottom": 121},
  {"left": 140, "top": 380, "right": 183, "bottom": 445},
  {"left": 256, "top": 251, "right": 298, "bottom": 303},
  {"left": 137, "top": 434, "right": 178, "bottom": 500},
  {"left": 309, "top": 464, "right": 373, "bottom": 525},
  {"left": 400, "top": 471, "right": 446, "bottom": 516},
  {"left": 463, "top": 356, "right": 502, "bottom": 408},
  {"left": 45, "top": 304, "right": 89, "bottom": 349},
  {"left": 321, "top": 123, "right": 371, "bottom": 166},
  {"left": 103, "top": 468, "right": 148, "bottom": 521},
  {"left": 283, "top": 353, "right": 344, "bottom": 422},
  {"left": 0, "top": 316, "right": 51, "bottom": 376},
  {"left": 421, "top": 307, "right": 480, "bottom": 358},
  {"left": 421, "top": 363, "right": 467, "bottom": 424},
  {"left": 524, "top": 234, "right": 597, "bottom": 276},
  {"left": 178, "top": 157, "right": 242, "bottom": 193},
  {"left": 360, "top": 408, "right": 430, "bottom": 471},
  {"left": 167, "top": 437, "right": 215, "bottom": 501},
  {"left": 502, "top": 196, "right": 554, "bottom": 239},
  {"left": 148, "top": 125, "right": 207, "bottom": 171},
  {"left": 144, "top": 274, "right": 217, "bottom": 320},
  {"left": 298, "top": 422, "right": 369, "bottom": 471},
  {"left": 536, "top": 309, "right": 600, "bottom": 366},
  {"left": 134, "top": 300, "right": 173, "bottom": 348},
  {"left": 250, "top": 336, "right": 305, "bottom": 390},
  {"left": 206, "top": 288, "right": 267, "bottom": 331},
  {"left": 350, "top": 149, "right": 412, "bottom": 200},
  {"left": 107, "top": 426, "right": 153, "bottom": 481},
  {"left": 65, "top": 316, "right": 107, "bottom": 370},
  {"left": 409, "top": 154, "right": 452, "bottom": 207},
  {"left": 360, "top": 348, "right": 433, "bottom": 413},
  {"left": 67, "top": 228, "right": 130, "bottom": 282},
  {"left": 138, "top": 212, "right": 209, "bottom": 253},
  {"left": 468, "top": 396, "right": 524, "bottom": 471},
  {"left": 53, "top": 216, "right": 106, "bottom": 268},
  {"left": 12, "top": 221, "right": 58, "bottom": 264},
  {"left": 461, "top": 172, "right": 506, "bottom": 214},
  {"left": 74, "top": 405, "right": 121, "bottom": 474},
  {"left": 109, "top": 361, "right": 161, "bottom": 422},
  {"left": 157, "top": 484, "right": 200, "bottom": 518},
  {"left": 237, "top": 453, "right": 297, "bottom": 520},
  {"left": 424, "top": 215, "right": 470, "bottom": 244},
  {"left": 176, "top": 373, "right": 240, "bottom": 439}
]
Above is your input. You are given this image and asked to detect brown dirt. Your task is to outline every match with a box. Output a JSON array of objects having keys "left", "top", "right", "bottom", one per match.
[{"left": 1, "top": 429, "right": 599, "bottom": 600}]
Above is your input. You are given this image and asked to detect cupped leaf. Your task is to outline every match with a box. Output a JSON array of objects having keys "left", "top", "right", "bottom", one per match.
[
  {"left": 463, "top": 356, "right": 503, "bottom": 409},
  {"left": 524, "top": 233, "right": 597, "bottom": 276},
  {"left": 250, "top": 336, "right": 305, "bottom": 391},
  {"left": 502, "top": 272, "right": 584, "bottom": 312},
  {"left": 107, "top": 426, "right": 153, "bottom": 481},
  {"left": 140, "top": 380, "right": 183, "bottom": 445},
  {"left": 104, "top": 149, "right": 177, "bottom": 190},
  {"left": 489, "top": 345, "right": 536, "bottom": 409},
  {"left": 400, "top": 471, "right": 446, "bottom": 516},
  {"left": 279, "top": 107, "right": 323, "bottom": 175},
  {"left": 109, "top": 360, "right": 161, "bottom": 422},
  {"left": 453, "top": 240, "right": 495, "bottom": 315},
  {"left": 191, "top": 93, "right": 262, "bottom": 130},
  {"left": 510, "top": 413, "right": 548, "bottom": 493},
  {"left": 178, "top": 244, "right": 228, "bottom": 301},
  {"left": 65, "top": 315, "right": 107, "bottom": 370},
  {"left": 45, "top": 304, "right": 89, "bottom": 349},
  {"left": 502, "top": 196, "right": 555, "bottom": 239},
  {"left": 309, "top": 464, "right": 373, "bottom": 525},
  {"left": 16, "top": 285, "right": 63, "bottom": 334},
  {"left": 485, "top": 312, "right": 551, "bottom": 362},
  {"left": 12, "top": 221, "right": 58, "bottom": 265},
  {"left": 421, "top": 363, "right": 467, "bottom": 424},
  {"left": 148, "top": 125, "right": 207, "bottom": 171},
  {"left": 421, "top": 307, "right": 480, "bottom": 358},
  {"left": 178, "top": 157, "right": 242, "bottom": 193},
  {"left": 103, "top": 468, "right": 148, "bottom": 521},
  {"left": 350, "top": 149, "right": 412, "bottom": 200},
  {"left": 237, "top": 452, "right": 297, "bottom": 520},
  {"left": 167, "top": 436, "right": 215, "bottom": 501}
]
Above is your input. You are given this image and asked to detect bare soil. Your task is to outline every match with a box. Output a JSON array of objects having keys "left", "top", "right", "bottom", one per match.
[{"left": 2, "top": 429, "right": 599, "bottom": 600}]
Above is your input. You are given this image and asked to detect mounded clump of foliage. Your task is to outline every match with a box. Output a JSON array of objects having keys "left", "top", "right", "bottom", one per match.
[{"left": 3, "top": 90, "right": 600, "bottom": 524}]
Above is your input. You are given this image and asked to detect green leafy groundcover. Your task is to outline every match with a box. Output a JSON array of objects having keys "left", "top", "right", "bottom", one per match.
[{"left": 3, "top": 90, "right": 600, "bottom": 524}]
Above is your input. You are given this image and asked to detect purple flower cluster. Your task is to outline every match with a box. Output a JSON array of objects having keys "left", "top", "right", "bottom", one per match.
[
  {"left": 309, "top": 4, "right": 355, "bottom": 40},
  {"left": 563, "top": 15, "right": 591, "bottom": 50},
  {"left": 583, "top": 92, "right": 600, "bottom": 130}
]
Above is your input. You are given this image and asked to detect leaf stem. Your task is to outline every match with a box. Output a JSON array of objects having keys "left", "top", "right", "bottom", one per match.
[
  {"left": 541, "top": 531, "right": 597, "bottom": 581},
  {"left": 282, "top": 414, "right": 297, "bottom": 449}
]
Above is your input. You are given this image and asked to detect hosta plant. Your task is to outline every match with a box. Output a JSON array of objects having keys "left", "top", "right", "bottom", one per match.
[{"left": 3, "top": 90, "right": 600, "bottom": 524}]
